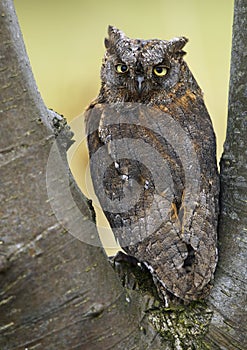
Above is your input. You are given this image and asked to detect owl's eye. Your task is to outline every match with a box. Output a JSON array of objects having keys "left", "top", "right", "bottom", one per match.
[
  {"left": 115, "top": 64, "right": 129, "bottom": 74},
  {"left": 153, "top": 66, "right": 168, "bottom": 77}
]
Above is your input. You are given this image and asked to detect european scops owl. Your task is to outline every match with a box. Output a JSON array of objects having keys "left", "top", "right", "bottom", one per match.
[{"left": 85, "top": 26, "right": 219, "bottom": 302}]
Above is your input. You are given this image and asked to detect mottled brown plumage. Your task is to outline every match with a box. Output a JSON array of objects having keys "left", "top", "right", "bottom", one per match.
[{"left": 85, "top": 26, "right": 219, "bottom": 302}]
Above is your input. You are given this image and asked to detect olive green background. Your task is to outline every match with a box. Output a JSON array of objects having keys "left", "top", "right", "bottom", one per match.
[
  {"left": 14, "top": 0, "right": 234, "bottom": 252},
  {"left": 15, "top": 1, "right": 233, "bottom": 156}
]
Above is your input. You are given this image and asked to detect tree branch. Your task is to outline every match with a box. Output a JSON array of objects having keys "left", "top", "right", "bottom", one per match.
[
  {"left": 207, "top": 0, "right": 247, "bottom": 348},
  {"left": 0, "top": 1, "right": 165, "bottom": 349}
]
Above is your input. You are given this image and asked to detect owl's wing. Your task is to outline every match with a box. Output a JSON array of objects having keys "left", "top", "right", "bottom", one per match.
[{"left": 85, "top": 101, "right": 219, "bottom": 301}]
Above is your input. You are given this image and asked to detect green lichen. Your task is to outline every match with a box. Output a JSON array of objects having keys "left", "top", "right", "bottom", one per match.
[
  {"left": 148, "top": 301, "right": 213, "bottom": 349},
  {"left": 85, "top": 262, "right": 98, "bottom": 272},
  {"left": 110, "top": 254, "right": 213, "bottom": 348}
]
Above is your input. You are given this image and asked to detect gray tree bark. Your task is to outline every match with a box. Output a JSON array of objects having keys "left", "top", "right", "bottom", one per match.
[
  {"left": 0, "top": 0, "right": 246, "bottom": 349},
  {"left": 206, "top": 0, "right": 247, "bottom": 348}
]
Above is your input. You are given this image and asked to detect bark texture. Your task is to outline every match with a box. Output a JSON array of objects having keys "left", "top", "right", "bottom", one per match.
[
  {"left": 0, "top": 1, "right": 164, "bottom": 349},
  {"left": 207, "top": 0, "right": 247, "bottom": 348}
]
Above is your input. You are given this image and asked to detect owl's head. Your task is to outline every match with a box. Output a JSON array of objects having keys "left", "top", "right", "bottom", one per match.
[{"left": 100, "top": 26, "right": 189, "bottom": 103}]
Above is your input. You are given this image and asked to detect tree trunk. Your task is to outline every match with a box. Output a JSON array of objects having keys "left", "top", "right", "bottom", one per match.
[
  {"left": 206, "top": 0, "right": 247, "bottom": 348},
  {"left": 0, "top": 1, "right": 167, "bottom": 349},
  {"left": 0, "top": 0, "right": 246, "bottom": 349}
]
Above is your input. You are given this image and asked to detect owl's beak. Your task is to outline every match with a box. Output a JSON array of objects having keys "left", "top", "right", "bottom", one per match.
[{"left": 136, "top": 76, "right": 144, "bottom": 94}]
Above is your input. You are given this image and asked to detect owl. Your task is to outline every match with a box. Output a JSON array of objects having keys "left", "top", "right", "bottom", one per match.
[{"left": 85, "top": 26, "right": 219, "bottom": 303}]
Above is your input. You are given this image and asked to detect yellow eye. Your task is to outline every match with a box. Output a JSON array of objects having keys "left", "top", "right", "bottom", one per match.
[
  {"left": 115, "top": 64, "right": 129, "bottom": 74},
  {"left": 153, "top": 66, "right": 168, "bottom": 77}
]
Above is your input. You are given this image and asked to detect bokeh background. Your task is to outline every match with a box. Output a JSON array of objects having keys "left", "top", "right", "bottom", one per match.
[{"left": 14, "top": 0, "right": 234, "bottom": 253}]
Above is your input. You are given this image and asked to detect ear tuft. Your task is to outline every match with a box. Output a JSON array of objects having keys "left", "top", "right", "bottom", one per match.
[
  {"left": 107, "top": 25, "right": 125, "bottom": 38},
  {"left": 105, "top": 25, "right": 126, "bottom": 50},
  {"left": 168, "top": 37, "right": 188, "bottom": 56}
]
